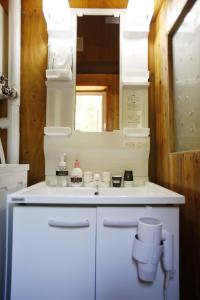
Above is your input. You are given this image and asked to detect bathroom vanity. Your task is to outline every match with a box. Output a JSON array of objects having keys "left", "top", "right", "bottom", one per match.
[{"left": 7, "top": 182, "right": 184, "bottom": 300}]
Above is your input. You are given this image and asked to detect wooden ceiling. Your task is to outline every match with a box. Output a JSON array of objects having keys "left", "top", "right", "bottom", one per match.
[
  {"left": 69, "top": 0, "right": 128, "bottom": 8},
  {"left": 0, "top": 0, "right": 164, "bottom": 17}
]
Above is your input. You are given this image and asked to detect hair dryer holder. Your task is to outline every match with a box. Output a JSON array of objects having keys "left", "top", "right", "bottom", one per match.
[
  {"left": 133, "top": 234, "right": 164, "bottom": 282},
  {"left": 132, "top": 217, "right": 174, "bottom": 284}
]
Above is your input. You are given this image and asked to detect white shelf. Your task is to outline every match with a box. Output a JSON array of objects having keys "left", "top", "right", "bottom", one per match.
[
  {"left": 46, "top": 69, "right": 72, "bottom": 81},
  {"left": 123, "top": 30, "right": 148, "bottom": 39},
  {"left": 45, "top": 80, "right": 74, "bottom": 87},
  {"left": 123, "top": 127, "right": 150, "bottom": 137},
  {"left": 44, "top": 127, "right": 72, "bottom": 137},
  {"left": 122, "top": 81, "right": 149, "bottom": 86}
]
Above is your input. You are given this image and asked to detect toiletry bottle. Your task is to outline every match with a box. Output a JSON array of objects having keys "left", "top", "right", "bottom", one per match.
[
  {"left": 124, "top": 170, "right": 134, "bottom": 187},
  {"left": 56, "top": 154, "right": 68, "bottom": 187},
  {"left": 70, "top": 160, "right": 83, "bottom": 187}
]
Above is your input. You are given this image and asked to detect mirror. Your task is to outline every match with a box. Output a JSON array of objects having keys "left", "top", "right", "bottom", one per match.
[
  {"left": 170, "top": 0, "right": 200, "bottom": 151},
  {"left": 75, "top": 15, "right": 119, "bottom": 132}
]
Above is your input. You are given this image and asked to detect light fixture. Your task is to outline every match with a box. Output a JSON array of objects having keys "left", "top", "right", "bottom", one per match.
[
  {"left": 127, "top": 0, "right": 154, "bottom": 29},
  {"left": 43, "top": 0, "right": 71, "bottom": 30}
]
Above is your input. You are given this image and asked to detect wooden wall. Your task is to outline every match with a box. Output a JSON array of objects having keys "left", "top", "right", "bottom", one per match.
[
  {"left": 149, "top": 0, "right": 200, "bottom": 299},
  {"left": 20, "top": 0, "right": 47, "bottom": 185}
]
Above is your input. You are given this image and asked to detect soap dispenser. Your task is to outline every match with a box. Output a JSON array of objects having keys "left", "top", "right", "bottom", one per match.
[
  {"left": 56, "top": 154, "right": 68, "bottom": 187},
  {"left": 70, "top": 160, "right": 83, "bottom": 187}
]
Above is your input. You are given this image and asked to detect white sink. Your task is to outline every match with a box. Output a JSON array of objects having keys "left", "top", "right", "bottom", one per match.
[{"left": 8, "top": 181, "right": 185, "bottom": 205}]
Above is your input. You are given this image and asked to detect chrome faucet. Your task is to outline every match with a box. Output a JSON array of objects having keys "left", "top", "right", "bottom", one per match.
[{"left": 93, "top": 173, "right": 101, "bottom": 195}]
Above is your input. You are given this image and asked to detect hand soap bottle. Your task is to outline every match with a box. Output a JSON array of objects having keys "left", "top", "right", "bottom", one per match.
[
  {"left": 56, "top": 154, "right": 68, "bottom": 187},
  {"left": 70, "top": 160, "right": 83, "bottom": 187}
]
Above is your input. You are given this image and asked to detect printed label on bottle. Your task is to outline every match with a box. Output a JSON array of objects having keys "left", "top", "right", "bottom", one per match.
[
  {"left": 71, "top": 177, "right": 82, "bottom": 183},
  {"left": 56, "top": 171, "right": 68, "bottom": 176}
]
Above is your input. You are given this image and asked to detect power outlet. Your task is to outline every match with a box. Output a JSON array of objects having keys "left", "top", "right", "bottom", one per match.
[
  {"left": 123, "top": 141, "right": 137, "bottom": 149},
  {"left": 123, "top": 141, "right": 148, "bottom": 149}
]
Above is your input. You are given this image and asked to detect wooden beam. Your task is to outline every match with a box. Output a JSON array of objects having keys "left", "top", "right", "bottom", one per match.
[
  {"left": 152, "top": 0, "right": 164, "bottom": 21},
  {"left": 69, "top": 0, "right": 128, "bottom": 8}
]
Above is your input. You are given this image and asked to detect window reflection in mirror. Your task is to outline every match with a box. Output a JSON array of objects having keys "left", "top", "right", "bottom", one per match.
[
  {"left": 76, "top": 15, "right": 119, "bottom": 132},
  {"left": 171, "top": 0, "right": 200, "bottom": 151}
]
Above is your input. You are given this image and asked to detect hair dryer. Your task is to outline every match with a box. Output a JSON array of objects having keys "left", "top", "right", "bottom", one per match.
[{"left": 132, "top": 217, "right": 174, "bottom": 283}]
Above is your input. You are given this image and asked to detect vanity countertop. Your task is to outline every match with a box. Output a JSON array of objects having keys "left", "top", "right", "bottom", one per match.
[{"left": 8, "top": 181, "right": 185, "bottom": 205}]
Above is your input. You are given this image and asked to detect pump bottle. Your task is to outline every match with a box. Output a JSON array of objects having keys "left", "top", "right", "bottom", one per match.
[
  {"left": 56, "top": 154, "right": 68, "bottom": 187},
  {"left": 70, "top": 160, "right": 83, "bottom": 187}
]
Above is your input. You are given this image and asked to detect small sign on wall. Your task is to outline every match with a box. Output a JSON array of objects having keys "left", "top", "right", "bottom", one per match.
[{"left": 122, "top": 86, "right": 148, "bottom": 128}]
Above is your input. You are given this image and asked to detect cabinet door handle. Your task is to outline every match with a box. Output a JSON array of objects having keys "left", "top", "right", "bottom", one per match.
[
  {"left": 103, "top": 219, "right": 138, "bottom": 228},
  {"left": 48, "top": 219, "right": 90, "bottom": 228}
]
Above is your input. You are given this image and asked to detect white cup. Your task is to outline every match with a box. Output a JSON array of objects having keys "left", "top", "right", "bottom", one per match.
[
  {"left": 83, "top": 171, "right": 93, "bottom": 183},
  {"left": 102, "top": 171, "right": 111, "bottom": 183}
]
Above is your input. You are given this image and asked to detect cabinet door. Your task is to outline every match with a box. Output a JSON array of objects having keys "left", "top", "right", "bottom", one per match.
[
  {"left": 96, "top": 207, "right": 179, "bottom": 300},
  {"left": 11, "top": 206, "right": 96, "bottom": 300}
]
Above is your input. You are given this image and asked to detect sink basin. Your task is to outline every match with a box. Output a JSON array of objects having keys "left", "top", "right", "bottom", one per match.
[{"left": 8, "top": 181, "right": 185, "bottom": 205}]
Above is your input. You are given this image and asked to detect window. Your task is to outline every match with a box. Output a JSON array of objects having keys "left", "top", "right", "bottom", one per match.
[{"left": 75, "top": 91, "right": 106, "bottom": 132}]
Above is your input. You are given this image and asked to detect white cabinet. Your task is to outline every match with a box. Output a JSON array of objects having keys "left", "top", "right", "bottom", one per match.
[
  {"left": 96, "top": 207, "right": 179, "bottom": 300},
  {"left": 10, "top": 205, "right": 179, "bottom": 300},
  {"left": 11, "top": 206, "right": 96, "bottom": 300}
]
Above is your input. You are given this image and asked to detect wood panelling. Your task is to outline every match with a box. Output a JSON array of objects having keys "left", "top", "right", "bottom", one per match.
[
  {"left": 69, "top": 0, "right": 128, "bottom": 8},
  {"left": 148, "top": 22, "right": 156, "bottom": 181},
  {"left": 76, "top": 74, "right": 119, "bottom": 131},
  {"left": 169, "top": 152, "right": 200, "bottom": 300},
  {"left": 0, "top": 0, "right": 8, "bottom": 13},
  {"left": 152, "top": 0, "right": 164, "bottom": 21},
  {"left": 22, "top": 0, "right": 42, "bottom": 13},
  {"left": 149, "top": 0, "right": 200, "bottom": 298},
  {"left": 20, "top": 0, "right": 47, "bottom": 185}
]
